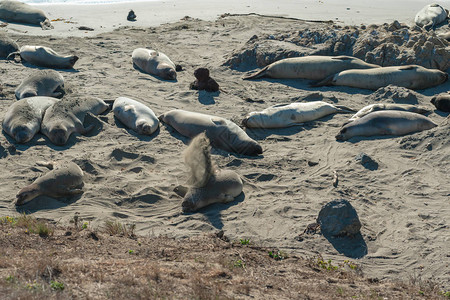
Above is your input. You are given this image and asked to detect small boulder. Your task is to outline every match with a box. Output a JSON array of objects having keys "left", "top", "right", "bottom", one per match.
[
  {"left": 317, "top": 199, "right": 361, "bottom": 237},
  {"left": 355, "top": 152, "right": 378, "bottom": 170}
]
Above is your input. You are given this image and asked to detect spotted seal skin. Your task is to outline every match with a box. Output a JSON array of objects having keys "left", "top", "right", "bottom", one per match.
[
  {"left": 159, "top": 109, "right": 262, "bottom": 156},
  {"left": 15, "top": 70, "right": 65, "bottom": 100},
  {"left": 8, "top": 45, "right": 79, "bottom": 69},
  {"left": 415, "top": 3, "right": 448, "bottom": 30},
  {"left": 243, "top": 55, "right": 380, "bottom": 80},
  {"left": 2, "top": 96, "right": 59, "bottom": 143},
  {"left": 336, "top": 111, "right": 438, "bottom": 141},
  {"left": 132, "top": 48, "right": 177, "bottom": 80},
  {"left": 0, "top": 0, "right": 53, "bottom": 30},
  {"left": 16, "top": 162, "right": 84, "bottom": 206},
  {"left": 41, "top": 95, "right": 109, "bottom": 145},
  {"left": 113, "top": 96, "right": 159, "bottom": 135}
]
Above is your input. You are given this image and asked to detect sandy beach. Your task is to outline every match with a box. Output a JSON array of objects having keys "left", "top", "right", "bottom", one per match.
[{"left": 0, "top": 0, "right": 449, "bottom": 293}]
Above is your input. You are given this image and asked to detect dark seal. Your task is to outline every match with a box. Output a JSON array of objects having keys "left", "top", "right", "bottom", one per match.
[{"left": 190, "top": 68, "right": 219, "bottom": 92}]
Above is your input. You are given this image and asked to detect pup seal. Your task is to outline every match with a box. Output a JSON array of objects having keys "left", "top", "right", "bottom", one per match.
[
  {"left": 336, "top": 111, "right": 437, "bottom": 141},
  {"left": 159, "top": 109, "right": 262, "bottom": 156},
  {"left": 41, "top": 95, "right": 109, "bottom": 145},
  {"left": 242, "top": 101, "right": 354, "bottom": 128},
  {"left": 181, "top": 132, "right": 243, "bottom": 212},
  {"left": 132, "top": 48, "right": 177, "bottom": 80},
  {"left": 431, "top": 92, "right": 450, "bottom": 112},
  {"left": 0, "top": 0, "right": 53, "bottom": 30},
  {"left": 190, "top": 68, "right": 219, "bottom": 92},
  {"left": 243, "top": 55, "right": 380, "bottom": 80},
  {"left": 15, "top": 70, "right": 65, "bottom": 100},
  {"left": 16, "top": 162, "right": 84, "bottom": 206},
  {"left": 314, "top": 65, "right": 448, "bottom": 90},
  {"left": 2, "top": 96, "right": 59, "bottom": 143},
  {"left": 348, "top": 103, "right": 431, "bottom": 123},
  {"left": 0, "top": 33, "right": 19, "bottom": 59},
  {"left": 414, "top": 3, "right": 448, "bottom": 30},
  {"left": 113, "top": 96, "right": 159, "bottom": 135},
  {"left": 8, "top": 45, "right": 79, "bottom": 69}
]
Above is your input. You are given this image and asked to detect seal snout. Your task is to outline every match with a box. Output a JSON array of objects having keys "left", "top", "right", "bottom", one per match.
[
  {"left": 181, "top": 199, "right": 195, "bottom": 213},
  {"left": 167, "top": 69, "right": 177, "bottom": 80},
  {"left": 49, "top": 128, "right": 68, "bottom": 145},
  {"left": 14, "top": 130, "right": 31, "bottom": 144}
]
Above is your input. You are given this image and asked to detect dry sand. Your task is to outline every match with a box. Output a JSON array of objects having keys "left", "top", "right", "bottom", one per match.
[{"left": 0, "top": 0, "right": 449, "bottom": 291}]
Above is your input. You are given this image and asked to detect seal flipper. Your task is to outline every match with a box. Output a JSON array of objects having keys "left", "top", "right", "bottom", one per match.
[
  {"left": 52, "top": 85, "right": 66, "bottom": 99},
  {"left": 40, "top": 19, "right": 54, "bottom": 30},
  {"left": 334, "top": 105, "right": 356, "bottom": 113},
  {"left": 242, "top": 66, "right": 269, "bottom": 80},
  {"left": 310, "top": 74, "right": 336, "bottom": 87},
  {"left": 76, "top": 123, "right": 94, "bottom": 135}
]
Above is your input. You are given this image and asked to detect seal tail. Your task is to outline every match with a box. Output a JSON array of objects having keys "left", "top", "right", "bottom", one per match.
[
  {"left": 242, "top": 66, "right": 269, "bottom": 80},
  {"left": 184, "top": 132, "right": 216, "bottom": 188},
  {"left": 6, "top": 51, "right": 20, "bottom": 62},
  {"left": 334, "top": 105, "right": 356, "bottom": 113},
  {"left": 310, "top": 74, "right": 335, "bottom": 88}
]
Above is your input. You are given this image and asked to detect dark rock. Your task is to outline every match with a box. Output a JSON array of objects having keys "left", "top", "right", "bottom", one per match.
[
  {"left": 127, "top": 10, "right": 137, "bottom": 21},
  {"left": 78, "top": 26, "right": 94, "bottom": 31},
  {"left": 190, "top": 68, "right": 219, "bottom": 92},
  {"left": 355, "top": 152, "right": 378, "bottom": 170},
  {"left": 317, "top": 199, "right": 361, "bottom": 237}
]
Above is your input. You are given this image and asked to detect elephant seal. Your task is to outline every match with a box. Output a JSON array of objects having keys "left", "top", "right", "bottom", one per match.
[
  {"left": 0, "top": 33, "right": 19, "bottom": 59},
  {"left": 431, "top": 92, "right": 450, "bottom": 112},
  {"left": 414, "top": 3, "right": 448, "bottom": 30},
  {"left": 348, "top": 103, "right": 431, "bottom": 122},
  {"left": 113, "top": 96, "right": 159, "bottom": 135},
  {"left": 132, "top": 48, "right": 177, "bottom": 80},
  {"left": 15, "top": 70, "right": 65, "bottom": 100},
  {"left": 181, "top": 132, "right": 243, "bottom": 213},
  {"left": 242, "top": 55, "right": 380, "bottom": 80},
  {"left": 0, "top": 0, "right": 53, "bottom": 30},
  {"left": 159, "top": 109, "right": 262, "bottom": 156},
  {"left": 242, "top": 101, "right": 355, "bottom": 128},
  {"left": 2, "top": 96, "right": 59, "bottom": 143},
  {"left": 336, "top": 111, "right": 437, "bottom": 141},
  {"left": 314, "top": 65, "right": 448, "bottom": 90},
  {"left": 16, "top": 162, "right": 84, "bottom": 206},
  {"left": 8, "top": 45, "right": 79, "bottom": 69},
  {"left": 41, "top": 95, "right": 109, "bottom": 145},
  {"left": 190, "top": 68, "right": 219, "bottom": 92}
]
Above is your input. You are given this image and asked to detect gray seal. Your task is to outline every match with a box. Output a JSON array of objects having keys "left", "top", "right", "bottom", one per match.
[
  {"left": 0, "top": 0, "right": 53, "bottom": 30},
  {"left": 348, "top": 103, "right": 431, "bottom": 122},
  {"left": 132, "top": 48, "right": 177, "bottom": 80},
  {"left": 431, "top": 92, "right": 450, "bottom": 112},
  {"left": 414, "top": 3, "right": 448, "bottom": 30},
  {"left": 2, "top": 96, "right": 59, "bottom": 143},
  {"left": 8, "top": 45, "right": 79, "bottom": 69},
  {"left": 41, "top": 95, "right": 109, "bottom": 145},
  {"left": 16, "top": 162, "right": 84, "bottom": 206},
  {"left": 159, "top": 109, "right": 262, "bottom": 156},
  {"left": 243, "top": 55, "right": 380, "bottom": 80},
  {"left": 314, "top": 65, "right": 448, "bottom": 90},
  {"left": 181, "top": 132, "right": 243, "bottom": 213},
  {"left": 0, "top": 33, "right": 19, "bottom": 59},
  {"left": 336, "top": 111, "right": 437, "bottom": 141},
  {"left": 15, "top": 70, "right": 65, "bottom": 100},
  {"left": 113, "top": 96, "right": 159, "bottom": 135}
]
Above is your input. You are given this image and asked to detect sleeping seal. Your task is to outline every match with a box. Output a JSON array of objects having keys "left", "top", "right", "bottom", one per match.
[
  {"left": 41, "top": 95, "right": 109, "bottom": 145},
  {"left": 113, "top": 96, "right": 159, "bottom": 135},
  {"left": 8, "top": 45, "right": 79, "bottom": 69},
  {"left": 159, "top": 109, "right": 262, "bottom": 156},
  {"left": 0, "top": 0, "right": 53, "bottom": 30},
  {"left": 336, "top": 111, "right": 437, "bottom": 141},
  {"left": 2, "top": 96, "right": 59, "bottom": 143},
  {"left": 347, "top": 103, "right": 431, "bottom": 122},
  {"left": 15, "top": 70, "right": 65, "bottom": 100},
  {"left": 414, "top": 3, "right": 448, "bottom": 30},
  {"left": 132, "top": 48, "right": 177, "bottom": 80},
  {"left": 16, "top": 162, "right": 84, "bottom": 206},
  {"left": 431, "top": 92, "right": 450, "bottom": 112},
  {"left": 242, "top": 55, "right": 380, "bottom": 80},
  {"left": 242, "top": 101, "right": 355, "bottom": 128},
  {"left": 314, "top": 65, "right": 448, "bottom": 90},
  {"left": 0, "top": 33, "right": 19, "bottom": 59},
  {"left": 181, "top": 132, "right": 243, "bottom": 213}
]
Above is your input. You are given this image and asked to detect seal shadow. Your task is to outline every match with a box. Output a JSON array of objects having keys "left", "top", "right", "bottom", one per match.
[
  {"left": 197, "top": 90, "right": 220, "bottom": 105},
  {"left": 433, "top": 109, "right": 449, "bottom": 118},
  {"left": 322, "top": 232, "right": 368, "bottom": 259},
  {"left": 113, "top": 116, "right": 160, "bottom": 142},
  {"left": 15, "top": 193, "right": 83, "bottom": 213},
  {"left": 20, "top": 62, "right": 80, "bottom": 73},
  {"left": 336, "top": 133, "right": 426, "bottom": 144},
  {"left": 2, "top": 129, "right": 48, "bottom": 152}
]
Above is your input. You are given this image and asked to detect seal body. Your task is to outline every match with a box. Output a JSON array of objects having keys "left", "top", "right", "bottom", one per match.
[
  {"left": 438, "top": 32, "right": 450, "bottom": 41},
  {"left": 15, "top": 70, "right": 65, "bottom": 100},
  {"left": 41, "top": 95, "right": 108, "bottom": 145},
  {"left": 2, "top": 96, "right": 59, "bottom": 143},
  {"left": 16, "top": 162, "right": 84, "bottom": 206},
  {"left": 159, "top": 109, "right": 262, "bottom": 156},
  {"left": 415, "top": 3, "right": 448, "bottom": 30},
  {"left": 315, "top": 65, "right": 448, "bottom": 90},
  {"left": 113, "top": 97, "right": 159, "bottom": 135},
  {"left": 13, "top": 45, "right": 78, "bottom": 69},
  {"left": 348, "top": 103, "right": 430, "bottom": 122},
  {"left": 0, "top": 0, "right": 53, "bottom": 30},
  {"left": 242, "top": 101, "right": 354, "bottom": 128},
  {"left": 336, "top": 111, "right": 437, "bottom": 141},
  {"left": 243, "top": 55, "right": 380, "bottom": 80},
  {"left": 0, "top": 33, "right": 19, "bottom": 58},
  {"left": 431, "top": 93, "right": 450, "bottom": 112},
  {"left": 132, "top": 48, "right": 176, "bottom": 80}
]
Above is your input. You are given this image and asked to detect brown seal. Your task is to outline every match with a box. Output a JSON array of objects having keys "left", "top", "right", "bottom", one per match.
[{"left": 189, "top": 68, "right": 219, "bottom": 92}]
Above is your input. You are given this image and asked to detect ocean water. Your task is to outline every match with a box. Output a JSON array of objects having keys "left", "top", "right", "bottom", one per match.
[{"left": 22, "top": 0, "right": 157, "bottom": 4}]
